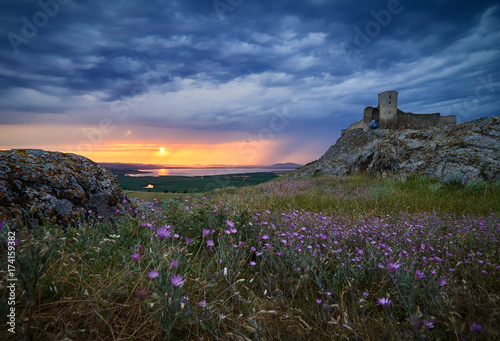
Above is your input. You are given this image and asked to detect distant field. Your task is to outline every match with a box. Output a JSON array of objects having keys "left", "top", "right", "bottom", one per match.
[
  {"left": 116, "top": 172, "right": 283, "bottom": 193},
  {"left": 124, "top": 190, "right": 192, "bottom": 201}
]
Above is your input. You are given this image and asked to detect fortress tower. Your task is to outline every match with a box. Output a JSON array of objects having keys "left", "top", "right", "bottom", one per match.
[
  {"left": 340, "top": 90, "right": 456, "bottom": 136},
  {"left": 378, "top": 90, "right": 398, "bottom": 129}
]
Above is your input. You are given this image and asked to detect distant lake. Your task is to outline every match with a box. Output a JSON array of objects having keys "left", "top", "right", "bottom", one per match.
[{"left": 125, "top": 168, "right": 295, "bottom": 177}]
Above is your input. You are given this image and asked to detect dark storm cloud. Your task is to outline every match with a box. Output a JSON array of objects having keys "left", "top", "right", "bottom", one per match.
[{"left": 0, "top": 0, "right": 499, "bottom": 138}]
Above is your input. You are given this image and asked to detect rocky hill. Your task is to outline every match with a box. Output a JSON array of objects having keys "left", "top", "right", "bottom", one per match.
[
  {"left": 288, "top": 115, "right": 500, "bottom": 182},
  {"left": 0, "top": 149, "right": 134, "bottom": 227}
]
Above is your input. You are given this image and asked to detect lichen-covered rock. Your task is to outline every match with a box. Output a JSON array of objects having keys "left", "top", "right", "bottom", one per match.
[
  {"left": 288, "top": 116, "right": 500, "bottom": 182},
  {"left": 0, "top": 149, "right": 134, "bottom": 226}
]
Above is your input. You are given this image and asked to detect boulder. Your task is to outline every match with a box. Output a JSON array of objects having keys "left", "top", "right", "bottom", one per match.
[
  {"left": 0, "top": 149, "right": 134, "bottom": 227},
  {"left": 288, "top": 116, "right": 500, "bottom": 182}
]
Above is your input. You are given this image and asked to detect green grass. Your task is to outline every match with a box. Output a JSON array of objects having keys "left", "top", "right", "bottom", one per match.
[
  {"left": 217, "top": 175, "right": 500, "bottom": 216},
  {"left": 1, "top": 174, "right": 499, "bottom": 340},
  {"left": 124, "top": 190, "right": 192, "bottom": 202},
  {"left": 117, "top": 172, "right": 282, "bottom": 193}
]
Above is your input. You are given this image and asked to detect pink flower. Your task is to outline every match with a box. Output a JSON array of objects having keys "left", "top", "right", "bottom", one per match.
[
  {"left": 202, "top": 229, "right": 210, "bottom": 237},
  {"left": 415, "top": 269, "right": 426, "bottom": 280},
  {"left": 387, "top": 262, "right": 401, "bottom": 271},
  {"left": 170, "top": 274, "right": 185, "bottom": 287},
  {"left": 471, "top": 322, "right": 482, "bottom": 332},
  {"left": 377, "top": 297, "right": 392, "bottom": 306},
  {"left": 156, "top": 227, "right": 171, "bottom": 239},
  {"left": 423, "top": 320, "right": 435, "bottom": 329},
  {"left": 136, "top": 287, "right": 152, "bottom": 299},
  {"left": 207, "top": 240, "right": 214, "bottom": 247},
  {"left": 148, "top": 269, "right": 159, "bottom": 279}
]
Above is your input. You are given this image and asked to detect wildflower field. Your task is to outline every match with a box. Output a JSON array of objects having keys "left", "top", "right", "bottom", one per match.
[{"left": 1, "top": 176, "right": 500, "bottom": 340}]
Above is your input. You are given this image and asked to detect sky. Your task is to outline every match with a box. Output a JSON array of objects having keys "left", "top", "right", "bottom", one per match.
[{"left": 0, "top": 0, "right": 499, "bottom": 166}]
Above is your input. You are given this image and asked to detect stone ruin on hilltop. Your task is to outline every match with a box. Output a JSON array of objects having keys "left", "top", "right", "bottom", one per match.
[{"left": 342, "top": 90, "right": 457, "bottom": 135}]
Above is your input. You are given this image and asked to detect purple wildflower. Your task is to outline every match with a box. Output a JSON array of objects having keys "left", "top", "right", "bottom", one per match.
[
  {"left": 136, "top": 287, "right": 153, "bottom": 299},
  {"left": 250, "top": 261, "right": 257, "bottom": 266},
  {"left": 377, "top": 297, "right": 392, "bottom": 306},
  {"left": 415, "top": 269, "right": 426, "bottom": 280},
  {"left": 171, "top": 260, "right": 179, "bottom": 268},
  {"left": 423, "top": 320, "right": 435, "bottom": 329},
  {"left": 316, "top": 299, "right": 322, "bottom": 304},
  {"left": 387, "top": 262, "right": 401, "bottom": 271},
  {"left": 471, "top": 322, "right": 482, "bottom": 332},
  {"left": 170, "top": 274, "right": 185, "bottom": 287},
  {"left": 207, "top": 240, "right": 214, "bottom": 247},
  {"left": 156, "top": 227, "right": 171, "bottom": 239},
  {"left": 148, "top": 269, "right": 159, "bottom": 279},
  {"left": 199, "top": 300, "right": 206, "bottom": 307},
  {"left": 438, "top": 277, "right": 446, "bottom": 287},
  {"left": 131, "top": 253, "right": 140, "bottom": 261},
  {"left": 410, "top": 316, "right": 419, "bottom": 327},
  {"left": 202, "top": 229, "right": 210, "bottom": 237},
  {"left": 362, "top": 291, "right": 369, "bottom": 297},
  {"left": 226, "top": 220, "right": 234, "bottom": 228}
]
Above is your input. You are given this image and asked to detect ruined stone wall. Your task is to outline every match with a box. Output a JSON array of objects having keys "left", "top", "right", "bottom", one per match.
[
  {"left": 397, "top": 112, "right": 440, "bottom": 129},
  {"left": 438, "top": 115, "right": 457, "bottom": 126},
  {"left": 362, "top": 106, "right": 376, "bottom": 128}
]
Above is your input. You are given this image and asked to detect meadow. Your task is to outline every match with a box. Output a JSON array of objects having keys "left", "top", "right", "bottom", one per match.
[
  {"left": 1, "top": 175, "right": 499, "bottom": 340},
  {"left": 115, "top": 172, "right": 283, "bottom": 194}
]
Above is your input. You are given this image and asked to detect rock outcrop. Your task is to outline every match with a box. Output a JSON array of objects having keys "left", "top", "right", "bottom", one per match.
[
  {"left": 0, "top": 149, "right": 134, "bottom": 226},
  {"left": 289, "top": 116, "right": 500, "bottom": 182}
]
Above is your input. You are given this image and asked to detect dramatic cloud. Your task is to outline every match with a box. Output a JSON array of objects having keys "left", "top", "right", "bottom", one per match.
[{"left": 0, "top": 0, "right": 499, "bottom": 164}]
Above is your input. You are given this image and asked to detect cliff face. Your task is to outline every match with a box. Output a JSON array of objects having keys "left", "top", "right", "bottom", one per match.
[
  {"left": 0, "top": 149, "right": 134, "bottom": 226},
  {"left": 289, "top": 116, "right": 500, "bottom": 182}
]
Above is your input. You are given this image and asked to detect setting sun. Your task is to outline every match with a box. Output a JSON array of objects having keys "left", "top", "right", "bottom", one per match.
[{"left": 160, "top": 147, "right": 166, "bottom": 154}]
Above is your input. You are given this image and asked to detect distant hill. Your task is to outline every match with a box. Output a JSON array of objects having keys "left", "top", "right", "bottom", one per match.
[
  {"left": 267, "top": 163, "right": 303, "bottom": 169},
  {"left": 99, "top": 162, "right": 303, "bottom": 171}
]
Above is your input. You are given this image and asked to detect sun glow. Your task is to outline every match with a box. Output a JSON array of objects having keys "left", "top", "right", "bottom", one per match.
[{"left": 160, "top": 147, "right": 166, "bottom": 154}]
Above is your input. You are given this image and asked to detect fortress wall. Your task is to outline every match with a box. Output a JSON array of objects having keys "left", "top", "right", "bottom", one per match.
[
  {"left": 438, "top": 115, "right": 457, "bottom": 126},
  {"left": 363, "top": 106, "right": 376, "bottom": 128},
  {"left": 397, "top": 112, "right": 440, "bottom": 129}
]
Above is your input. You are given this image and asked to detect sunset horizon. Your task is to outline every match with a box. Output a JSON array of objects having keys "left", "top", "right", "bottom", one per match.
[{"left": 1, "top": 1, "right": 498, "bottom": 167}]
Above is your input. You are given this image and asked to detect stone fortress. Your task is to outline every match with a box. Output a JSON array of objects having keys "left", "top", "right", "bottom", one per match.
[{"left": 342, "top": 90, "right": 457, "bottom": 135}]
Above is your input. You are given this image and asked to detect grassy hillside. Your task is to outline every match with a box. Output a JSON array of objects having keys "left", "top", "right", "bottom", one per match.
[{"left": 1, "top": 175, "right": 499, "bottom": 340}]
